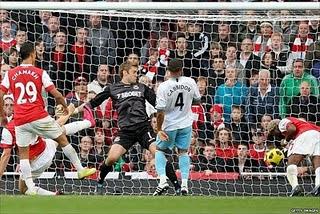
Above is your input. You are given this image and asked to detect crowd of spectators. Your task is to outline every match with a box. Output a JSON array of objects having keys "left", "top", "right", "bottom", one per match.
[{"left": 1, "top": 7, "right": 319, "bottom": 179}]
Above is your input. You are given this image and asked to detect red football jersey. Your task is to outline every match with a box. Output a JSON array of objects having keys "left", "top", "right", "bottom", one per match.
[
  {"left": 191, "top": 104, "right": 205, "bottom": 130},
  {"left": 0, "top": 120, "right": 46, "bottom": 159},
  {"left": 215, "top": 146, "right": 237, "bottom": 159},
  {"left": 0, "top": 38, "right": 17, "bottom": 52},
  {"left": 0, "top": 64, "right": 55, "bottom": 126},
  {"left": 279, "top": 117, "right": 320, "bottom": 139},
  {"left": 249, "top": 144, "right": 266, "bottom": 160}
]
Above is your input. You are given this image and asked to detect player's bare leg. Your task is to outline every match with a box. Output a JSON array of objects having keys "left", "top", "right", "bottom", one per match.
[
  {"left": 54, "top": 104, "right": 96, "bottom": 179},
  {"left": 287, "top": 154, "right": 304, "bottom": 196},
  {"left": 54, "top": 134, "right": 96, "bottom": 179},
  {"left": 310, "top": 156, "right": 320, "bottom": 196},
  {"left": 149, "top": 143, "right": 181, "bottom": 195},
  {"left": 18, "top": 146, "right": 36, "bottom": 195},
  {"left": 96, "top": 144, "right": 127, "bottom": 195}
]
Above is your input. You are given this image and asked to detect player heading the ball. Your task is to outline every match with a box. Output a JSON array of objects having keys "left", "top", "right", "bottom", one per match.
[{"left": 267, "top": 117, "right": 320, "bottom": 197}]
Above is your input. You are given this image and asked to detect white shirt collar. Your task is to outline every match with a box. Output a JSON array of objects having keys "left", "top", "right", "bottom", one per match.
[{"left": 258, "top": 84, "right": 272, "bottom": 97}]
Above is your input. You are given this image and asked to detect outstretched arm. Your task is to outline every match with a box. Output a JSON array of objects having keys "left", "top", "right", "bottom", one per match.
[
  {"left": 43, "top": 70, "right": 68, "bottom": 115},
  {"left": 78, "top": 87, "right": 111, "bottom": 113},
  {"left": 144, "top": 85, "right": 156, "bottom": 107},
  {"left": 49, "top": 88, "right": 69, "bottom": 115}
]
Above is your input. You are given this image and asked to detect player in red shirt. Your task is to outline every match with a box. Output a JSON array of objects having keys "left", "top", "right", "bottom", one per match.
[
  {"left": 0, "top": 104, "right": 95, "bottom": 195},
  {"left": 268, "top": 117, "right": 320, "bottom": 196},
  {"left": 0, "top": 42, "right": 96, "bottom": 195}
]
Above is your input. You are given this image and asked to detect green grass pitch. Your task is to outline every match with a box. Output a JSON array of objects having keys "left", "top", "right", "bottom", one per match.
[{"left": 0, "top": 195, "right": 319, "bottom": 214}]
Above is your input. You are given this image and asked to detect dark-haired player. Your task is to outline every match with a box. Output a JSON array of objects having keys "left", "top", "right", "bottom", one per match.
[
  {"left": 267, "top": 117, "right": 320, "bottom": 196},
  {"left": 154, "top": 59, "right": 201, "bottom": 195},
  {"left": 0, "top": 42, "right": 95, "bottom": 195},
  {"left": 78, "top": 61, "right": 181, "bottom": 194}
]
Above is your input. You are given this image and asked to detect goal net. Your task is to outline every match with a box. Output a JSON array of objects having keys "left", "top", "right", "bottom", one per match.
[{"left": 0, "top": 2, "right": 319, "bottom": 196}]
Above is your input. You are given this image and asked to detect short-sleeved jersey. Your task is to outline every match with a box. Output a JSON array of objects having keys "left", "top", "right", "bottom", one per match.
[
  {"left": 156, "top": 76, "right": 201, "bottom": 131},
  {"left": 0, "top": 127, "right": 13, "bottom": 149},
  {"left": 0, "top": 64, "right": 55, "bottom": 126},
  {"left": 0, "top": 120, "right": 46, "bottom": 159},
  {"left": 279, "top": 117, "right": 320, "bottom": 139},
  {"left": 89, "top": 82, "right": 156, "bottom": 130}
]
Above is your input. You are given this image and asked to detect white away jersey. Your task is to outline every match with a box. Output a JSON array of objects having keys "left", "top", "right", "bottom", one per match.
[{"left": 156, "top": 76, "right": 201, "bottom": 131}]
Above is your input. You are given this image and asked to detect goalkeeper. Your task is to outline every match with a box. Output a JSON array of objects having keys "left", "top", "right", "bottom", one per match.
[
  {"left": 267, "top": 117, "right": 320, "bottom": 197},
  {"left": 77, "top": 61, "right": 181, "bottom": 195}
]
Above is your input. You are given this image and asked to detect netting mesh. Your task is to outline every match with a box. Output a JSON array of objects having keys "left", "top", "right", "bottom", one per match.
[{"left": 0, "top": 7, "right": 320, "bottom": 196}]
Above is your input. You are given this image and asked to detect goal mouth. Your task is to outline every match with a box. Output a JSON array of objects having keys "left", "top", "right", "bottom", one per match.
[{"left": 0, "top": 2, "right": 319, "bottom": 196}]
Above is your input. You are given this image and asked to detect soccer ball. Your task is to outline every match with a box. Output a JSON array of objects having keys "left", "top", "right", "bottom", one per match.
[{"left": 264, "top": 148, "right": 285, "bottom": 166}]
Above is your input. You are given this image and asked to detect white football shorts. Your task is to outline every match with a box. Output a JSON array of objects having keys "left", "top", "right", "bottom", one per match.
[
  {"left": 288, "top": 130, "right": 320, "bottom": 157},
  {"left": 15, "top": 116, "right": 63, "bottom": 147}
]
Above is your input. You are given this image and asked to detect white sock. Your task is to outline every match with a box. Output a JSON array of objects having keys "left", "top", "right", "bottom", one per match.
[
  {"left": 20, "top": 159, "right": 35, "bottom": 191},
  {"left": 62, "top": 144, "right": 84, "bottom": 171},
  {"left": 64, "top": 120, "right": 91, "bottom": 135},
  {"left": 287, "top": 164, "right": 299, "bottom": 189},
  {"left": 35, "top": 187, "right": 55, "bottom": 195},
  {"left": 159, "top": 175, "right": 167, "bottom": 185},
  {"left": 315, "top": 167, "right": 320, "bottom": 187},
  {"left": 181, "top": 179, "right": 188, "bottom": 188}
]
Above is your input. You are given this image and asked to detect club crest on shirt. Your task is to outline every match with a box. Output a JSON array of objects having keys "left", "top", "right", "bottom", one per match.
[
  {"left": 133, "top": 85, "right": 139, "bottom": 90},
  {"left": 114, "top": 136, "right": 120, "bottom": 142}
]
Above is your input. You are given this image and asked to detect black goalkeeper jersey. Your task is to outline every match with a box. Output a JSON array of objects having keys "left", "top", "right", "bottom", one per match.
[{"left": 88, "top": 82, "right": 156, "bottom": 130}]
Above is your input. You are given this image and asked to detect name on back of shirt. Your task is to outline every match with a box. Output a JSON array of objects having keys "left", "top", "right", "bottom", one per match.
[
  {"left": 167, "top": 84, "right": 191, "bottom": 96},
  {"left": 117, "top": 91, "right": 142, "bottom": 99},
  {"left": 12, "top": 70, "right": 39, "bottom": 80}
]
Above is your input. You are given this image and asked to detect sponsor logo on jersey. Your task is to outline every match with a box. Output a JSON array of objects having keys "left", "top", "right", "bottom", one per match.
[{"left": 117, "top": 91, "right": 142, "bottom": 99}]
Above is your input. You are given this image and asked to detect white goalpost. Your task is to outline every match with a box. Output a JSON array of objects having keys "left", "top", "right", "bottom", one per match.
[
  {"left": 1, "top": 1, "right": 320, "bottom": 10},
  {"left": 0, "top": 1, "right": 319, "bottom": 196}
]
